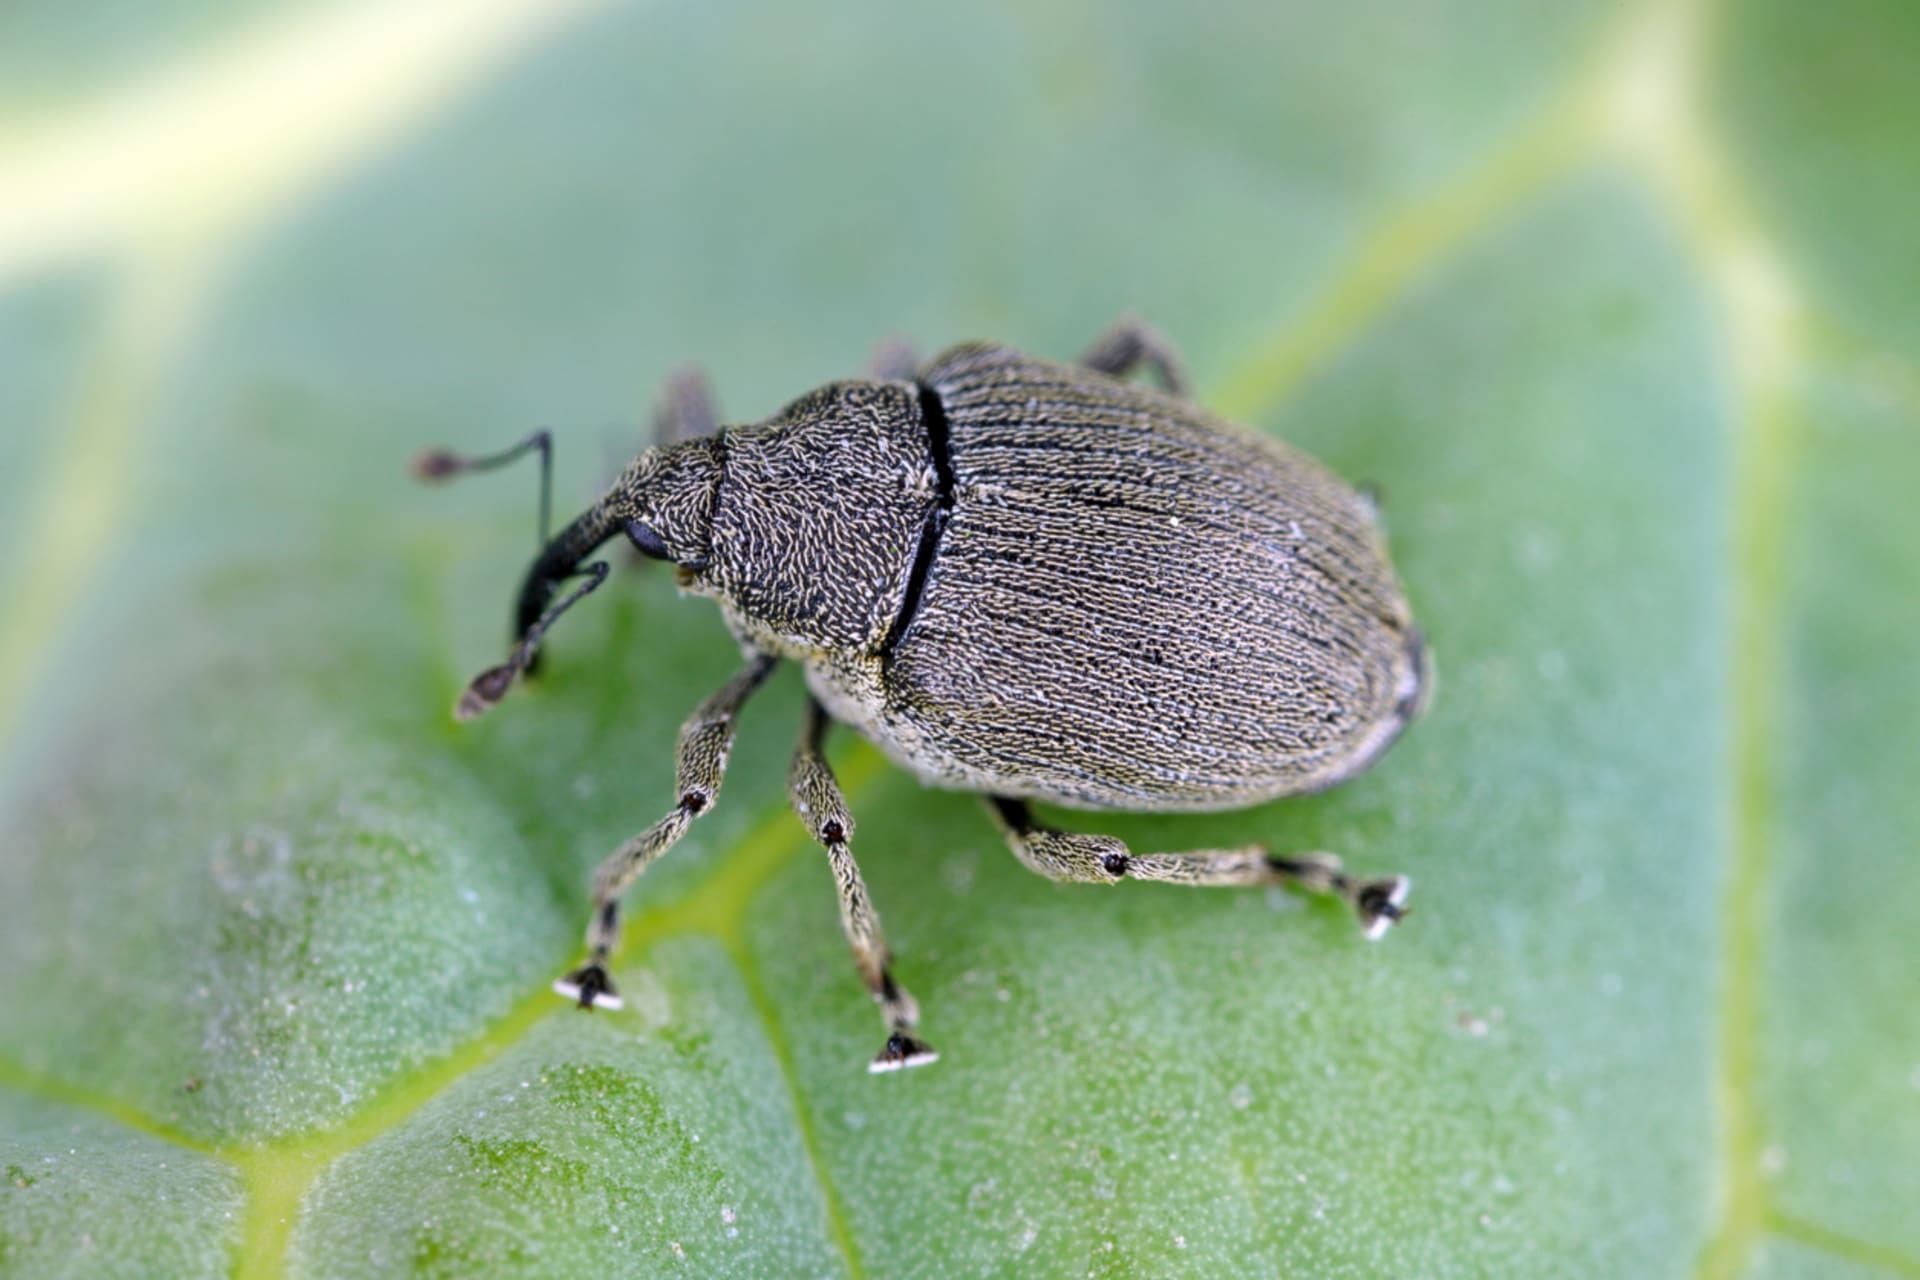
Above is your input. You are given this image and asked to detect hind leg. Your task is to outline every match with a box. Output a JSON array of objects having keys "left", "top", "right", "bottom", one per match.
[
  {"left": 984, "top": 797, "right": 1409, "bottom": 939},
  {"left": 1078, "top": 314, "right": 1190, "bottom": 398}
]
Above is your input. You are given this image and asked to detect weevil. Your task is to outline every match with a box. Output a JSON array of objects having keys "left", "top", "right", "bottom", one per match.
[{"left": 418, "top": 317, "right": 1430, "bottom": 1073}]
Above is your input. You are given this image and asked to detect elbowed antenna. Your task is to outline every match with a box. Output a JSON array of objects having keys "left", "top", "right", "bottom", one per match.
[
  {"left": 414, "top": 432, "right": 627, "bottom": 720},
  {"left": 413, "top": 429, "right": 554, "bottom": 546},
  {"left": 456, "top": 549, "right": 610, "bottom": 721},
  {"left": 489, "top": 493, "right": 626, "bottom": 676}
]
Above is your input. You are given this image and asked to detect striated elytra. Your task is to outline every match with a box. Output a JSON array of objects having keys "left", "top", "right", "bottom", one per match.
[{"left": 418, "top": 317, "right": 1431, "bottom": 1073}]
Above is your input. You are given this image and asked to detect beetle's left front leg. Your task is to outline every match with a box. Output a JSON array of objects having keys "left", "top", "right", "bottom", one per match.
[
  {"left": 789, "top": 698, "right": 936, "bottom": 1073},
  {"left": 985, "top": 796, "right": 1410, "bottom": 939},
  {"left": 554, "top": 653, "right": 778, "bottom": 1009},
  {"left": 650, "top": 365, "right": 720, "bottom": 446},
  {"left": 865, "top": 335, "right": 920, "bottom": 382}
]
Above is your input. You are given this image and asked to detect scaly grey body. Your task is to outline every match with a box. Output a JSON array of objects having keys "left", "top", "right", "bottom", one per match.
[
  {"left": 799, "top": 343, "right": 1427, "bottom": 811},
  {"left": 420, "top": 317, "right": 1429, "bottom": 1073}
]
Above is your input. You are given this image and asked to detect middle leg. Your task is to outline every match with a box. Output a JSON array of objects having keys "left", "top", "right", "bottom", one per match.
[
  {"left": 984, "top": 796, "right": 1410, "bottom": 939},
  {"left": 789, "top": 698, "right": 936, "bottom": 1073}
]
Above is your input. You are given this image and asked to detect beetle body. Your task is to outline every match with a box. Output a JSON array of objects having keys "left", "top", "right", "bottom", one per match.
[
  {"left": 806, "top": 343, "right": 1426, "bottom": 812},
  {"left": 426, "top": 321, "right": 1428, "bottom": 1072}
]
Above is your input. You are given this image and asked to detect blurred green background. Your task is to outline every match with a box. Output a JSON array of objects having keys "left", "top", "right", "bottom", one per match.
[{"left": 2, "top": 0, "right": 1916, "bottom": 1276}]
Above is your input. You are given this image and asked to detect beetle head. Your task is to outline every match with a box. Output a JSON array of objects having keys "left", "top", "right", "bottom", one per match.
[
  {"left": 507, "top": 437, "right": 720, "bottom": 646},
  {"left": 495, "top": 438, "right": 717, "bottom": 692},
  {"left": 607, "top": 437, "right": 721, "bottom": 574},
  {"left": 422, "top": 429, "right": 725, "bottom": 720}
]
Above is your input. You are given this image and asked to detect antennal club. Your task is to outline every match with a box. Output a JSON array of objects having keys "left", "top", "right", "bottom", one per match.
[
  {"left": 412, "top": 429, "right": 554, "bottom": 546},
  {"left": 414, "top": 427, "right": 626, "bottom": 717},
  {"left": 455, "top": 559, "right": 610, "bottom": 720}
]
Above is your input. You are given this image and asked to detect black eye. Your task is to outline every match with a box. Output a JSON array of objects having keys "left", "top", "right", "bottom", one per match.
[{"left": 626, "top": 519, "right": 670, "bottom": 560}]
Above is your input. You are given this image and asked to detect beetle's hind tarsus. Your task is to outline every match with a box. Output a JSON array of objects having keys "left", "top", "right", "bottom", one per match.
[
  {"left": 1269, "top": 854, "right": 1411, "bottom": 940},
  {"left": 1351, "top": 875, "right": 1413, "bottom": 939}
]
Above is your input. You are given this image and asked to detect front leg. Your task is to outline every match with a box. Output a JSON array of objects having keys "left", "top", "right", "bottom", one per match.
[
  {"left": 554, "top": 653, "right": 779, "bottom": 1009},
  {"left": 985, "top": 797, "right": 1410, "bottom": 939},
  {"left": 649, "top": 365, "right": 720, "bottom": 446},
  {"left": 865, "top": 335, "right": 921, "bottom": 382},
  {"left": 789, "top": 698, "right": 936, "bottom": 1073}
]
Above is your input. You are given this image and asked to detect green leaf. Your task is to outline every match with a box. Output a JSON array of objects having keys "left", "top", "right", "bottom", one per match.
[
  {"left": 0, "top": 1093, "right": 242, "bottom": 1277},
  {"left": 2, "top": 1, "right": 1914, "bottom": 1277},
  {"left": 1719, "top": 2, "right": 1920, "bottom": 1262}
]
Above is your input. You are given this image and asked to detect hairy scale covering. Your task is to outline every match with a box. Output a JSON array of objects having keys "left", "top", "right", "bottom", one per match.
[{"left": 867, "top": 344, "right": 1423, "bottom": 812}]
